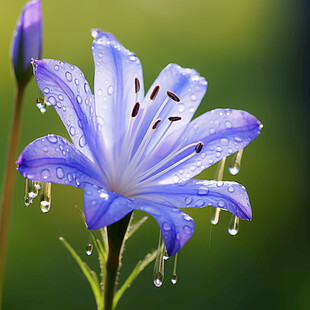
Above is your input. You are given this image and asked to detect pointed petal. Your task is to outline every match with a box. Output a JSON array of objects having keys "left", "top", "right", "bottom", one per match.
[
  {"left": 134, "top": 200, "right": 195, "bottom": 256},
  {"left": 92, "top": 31, "right": 145, "bottom": 156},
  {"left": 145, "top": 109, "right": 262, "bottom": 184},
  {"left": 134, "top": 64, "right": 207, "bottom": 154},
  {"left": 17, "top": 135, "right": 104, "bottom": 188},
  {"left": 33, "top": 59, "right": 97, "bottom": 162},
  {"left": 134, "top": 179, "right": 252, "bottom": 220},
  {"left": 84, "top": 184, "right": 134, "bottom": 230}
]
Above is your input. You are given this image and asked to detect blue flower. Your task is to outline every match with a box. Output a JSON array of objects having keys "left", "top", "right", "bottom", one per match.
[
  {"left": 11, "top": 0, "right": 42, "bottom": 86},
  {"left": 17, "top": 30, "right": 262, "bottom": 256}
]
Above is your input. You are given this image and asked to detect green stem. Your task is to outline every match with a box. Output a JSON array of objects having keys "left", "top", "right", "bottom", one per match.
[
  {"left": 0, "top": 86, "right": 25, "bottom": 306},
  {"left": 104, "top": 213, "right": 132, "bottom": 310}
]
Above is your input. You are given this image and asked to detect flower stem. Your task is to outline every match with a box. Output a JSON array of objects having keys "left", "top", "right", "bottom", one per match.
[
  {"left": 0, "top": 85, "right": 25, "bottom": 306},
  {"left": 104, "top": 213, "right": 132, "bottom": 310}
]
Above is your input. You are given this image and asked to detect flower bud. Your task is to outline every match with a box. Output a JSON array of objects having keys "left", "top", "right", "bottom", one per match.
[{"left": 11, "top": 0, "right": 42, "bottom": 87}]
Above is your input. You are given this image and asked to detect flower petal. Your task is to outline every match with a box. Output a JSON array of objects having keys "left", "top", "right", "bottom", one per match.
[
  {"left": 134, "top": 64, "right": 207, "bottom": 154},
  {"left": 133, "top": 179, "right": 252, "bottom": 220},
  {"left": 33, "top": 59, "right": 97, "bottom": 162},
  {"left": 17, "top": 135, "right": 104, "bottom": 188},
  {"left": 134, "top": 200, "right": 195, "bottom": 256},
  {"left": 92, "top": 31, "right": 145, "bottom": 157},
  {"left": 84, "top": 184, "right": 135, "bottom": 230},
  {"left": 144, "top": 109, "right": 262, "bottom": 184}
]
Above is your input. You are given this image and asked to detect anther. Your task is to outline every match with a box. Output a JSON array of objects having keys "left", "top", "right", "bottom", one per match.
[
  {"left": 166, "top": 91, "right": 180, "bottom": 102},
  {"left": 168, "top": 116, "right": 182, "bottom": 122},
  {"left": 150, "top": 85, "right": 160, "bottom": 100},
  {"left": 134, "top": 77, "right": 140, "bottom": 93},
  {"left": 195, "top": 142, "right": 203, "bottom": 153},
  {"left": 131, "top": 102, "right": 140, "bottom": 117},
  {"left": 152, "top": 119, "right": 162, "bottom": 130}
]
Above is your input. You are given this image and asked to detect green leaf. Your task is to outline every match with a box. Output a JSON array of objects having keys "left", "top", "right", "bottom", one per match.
[
  {"left": 59, "top": 237, "right": 103, "bottom": 310},
  {"left": 113, "top": 249, "right": 157, "bottom": 309}
]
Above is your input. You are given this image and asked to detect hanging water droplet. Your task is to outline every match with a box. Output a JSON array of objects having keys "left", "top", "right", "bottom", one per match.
[
  {"left": 171, "top": 252, "right": 178, "bottom": 285},
  {"left": 40, "top": 182, "right": 51, "bottom": 213},
  {"left": 211, "top": 207, "right": 221, "bottom": 225},
  {"left": 153, "top": 231, "right": 165, "bottom": 287},
  {"left": 85, "top": 243, "right": 93, "bottom": 255},
  {"left": 229, "top": 149, "right": 243, "bottom": 175},
  {"left": 24, "top": 179, "right": 33, "bottom": 207},
  {"left": 36, "top": 97, "right": 47, "bottom": 113},
  {"left": 228, "top": 215, "right": 239, "bottom": 236}
]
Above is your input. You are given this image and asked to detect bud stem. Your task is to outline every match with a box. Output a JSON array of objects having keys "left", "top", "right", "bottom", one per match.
[{"left": 0, "top": 85, "right": 25, "bottom": 307}]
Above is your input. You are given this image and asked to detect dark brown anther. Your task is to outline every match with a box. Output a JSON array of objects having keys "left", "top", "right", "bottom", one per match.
[
  {"left": 131, "top": 102, "right": 140, "bottom": 117},
  {"left": 152, "top": 119, "right": 162, "bottom": 130},
  {"left": 166, "top": 91, "right": 180, "bottom": 102},
  {"left": 150, "top": 85, "right": 160, "bottom": 100},
  {"left": 168, "top": 116, "right": 182, "bottom": 122},
  {"left": 135, "top": 78, "right": 140, "bottom": 94},
  {"left": 195, "top": 142, "right": 203, "bottom": 153}
]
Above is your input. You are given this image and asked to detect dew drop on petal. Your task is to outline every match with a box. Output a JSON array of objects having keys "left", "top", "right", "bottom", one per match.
[
  {"left": 79, "top": 135, "right": 86, "bottom": 148},
  {"left": 217, "top": 199, "right": 225, "bottom": 208},
  {"left": 56, "top": 167, "right": 64, "bottom": 179},
  {"left": 195, "top": 199, "right": 204, "bottom": 207},
  {"left": 190, "top": 94, "right": 197, "bottom": 101},
  {"left": 97, "top": 89, "right": 103, "bottom": 96},
  {"left": 47, "top": 134, "right": 57, "bottom": 143},
  {"left": 209, "top": 128, "right": 215, "bottom": 134},
  {"left": 228, "top": 186, "right": 235, "bottom": 193},
  {"left": 177, "top": 103, "right": 185, "bottom": 113},
  {"left": 41, "top": 169, "right": 50, "bottom": 180},
  {"left": 107, "top": 85, "right": 113, "bottom": 95},
  {"left": 185, "top": 196, "right": 192, "bottom": 205},
  {"left": 197, "top": 186, "right": 209, "bottom": 195},
  {"left": 65, "top": 71, "right": 72, "bottom": 82},
  {"left": 225, "top": 121, "right": 232, "bottom": 128},
  {"left": 162, "top": 222, "right": 171, "bottom": 231}
]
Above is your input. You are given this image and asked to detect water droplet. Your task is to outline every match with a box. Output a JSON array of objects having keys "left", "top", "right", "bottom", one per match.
[
  {"left": 69, "top": 126, "right": 75, "bottom": 136},
  {"left": 211, "top": 207, "right": 221, "bottom": 225},
  {"left": 190, "top": 94, "right": 197, "bottom": 101},
  {"left": 129, "top": 55, "right": 136, "bottom": 61},
  {"left": 171, "top": 274, "right": 177, "bottom": 285},
  {"left": 163, "top": 222, "right": 171, "bottom": 231},
  {"left": 217, "top": 181, "right": 224, "bottom": 187},
  {"left": 229, "top": 149, "right": 243, "bottom": 175},
  {"left": 228, "top": 186, "right": 235, "bottom": 193},
  {"left": 79, "top": 135, "right": 86, "bottom": 147},
  {"left": 58, "top": 94, "right": 64, "bottom": 101},
  {"left": 225, "top": 121, "right": 232, "bottom": 128},
  {"left": 216, "top": 146, "right": 222, "bottom": 152},
  {"left": 24, "top": 179, "right": 38, "bottom": 206},
  {"left": 195, "top": 199, "right": 204, "bottom": 207},
  {"left": 197, "top": 186, "right": 209, "bottom": 195},
  {"left": 209, "top": 128, "right": 215, "bottom": 134},
  {"left": 177, "top": 103, "right": 185, "bottom": 113},
  {"left": 47, "top": 135, "right": 57, "bottom": 143},
  {"left": 41, "top": 169, "right": 50, "bottom": 180},
  {"left": 56, "top": 167, "right": 64, "bottom": 179},
  {"left": 65, "top": 71, "right": 72, "bottom": 82},
  {"left": 54, "top": 65, "right": 59, "bottom": 71},
  {"left": 74, "top": 78, "right": 79, "bottom": 86},
  {"left": 193, "top": 123, "right": 199, "bottom": 130},
  {"left": 171, "top": 252, "right": 178, "bottom": 285},
  {"left": 185, "top": 196, "right": 192, "bottom": 205},
  {"left": 97, "top": 89, "right": 103, "bottom": 96},
  {"left": 40, "top": 182, "right": 51, "bottom": 213},
  {"left": 228, "top": 215, "right": 239, "bottom": 236},
  {"left": 36, "top": 97, "right": 47, "bottom": 113},
  {"left": 153, "top": 231, "right": 165, "bottom": 287},
  {"left": 85, "top": 243, "right": 93, "bottom": 255},
  {"left": 43, "top": 87, "right": 50, "bottom": 94},
  {"left": 76, "top": 95, "right": 82, "bottom": 104},
  {"left": 217, "top": 199, "right": 225, "bottom": 208},
  {"left": 67, "top": 173, "right": 72, "bottom": 182},
  {"left": 221, "top": 138, "right": 229, "bottom": 145},
  {"left": 107, "top": 85, "right": 113, "bottom": 95},
  {"left": 208, "top": 159, "right": 214, "bottom": 165}
]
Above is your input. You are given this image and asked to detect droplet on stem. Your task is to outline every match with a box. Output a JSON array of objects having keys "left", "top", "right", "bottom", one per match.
[
  {"left": 229, "top": 149, "right": 243, "bottom": 175},
  {"left": 228, "top": 215, "right": 239, "bottom": 236},
  {"left": 85, "top": 242, "right": 93, "bottom": 255},
  {"left": 171, "top": 252, "right": 178, "bottom": 285},
  {"left": 40, "top": 182, "right": 51, "bottom": 213},
  {"left": 153, "top": 231, "right": 165, "bottom": 287}
]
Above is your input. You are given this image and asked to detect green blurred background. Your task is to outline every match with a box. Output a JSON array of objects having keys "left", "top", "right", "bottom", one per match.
[{"left": 1, "top": 0, "right": 309, "bottom": 309}]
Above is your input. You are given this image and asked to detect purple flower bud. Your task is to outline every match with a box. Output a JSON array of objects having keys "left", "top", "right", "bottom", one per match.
[{"left": 11, "top": 0, "right": 42, "bottom": 87}]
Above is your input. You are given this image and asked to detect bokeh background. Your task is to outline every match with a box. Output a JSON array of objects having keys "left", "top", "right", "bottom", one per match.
[{"left": 1, "top": 0, "right": 309, "bottom": 309}]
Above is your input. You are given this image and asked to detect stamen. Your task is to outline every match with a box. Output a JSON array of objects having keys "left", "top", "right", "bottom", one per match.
[
  {"left": 137, "top": 143, "right": 203, "bottom": 186},
  {"left": 195, "top": 142, "right": 203, "bottom": 153},
  {"left": 134, "top": 77, "right": 140, "bottom": 94},
  {"left": 153, "top": 231, "right": 165, "bottom": 287},
  {"left": 131, "top": 102, "right": 140, "bottom": 118},
  {"left": 211, "top": 157, "right": 226, "bottom": 225},
  {"left": 166, "top": 90, "right": 180, "bottom": 102},
  {"left": 171, "top": 252, "right": 178, "bottom": 285},
  {"left": 152, "top": 119, "right": 161, "bottom": 130},
  {"left": 150, "top": 85, "right": 160, "bottom": 100},
  {"left": 40, "top": 182, "right": 51, "bottom": 213},
  {"left": 229, "top": 148, "right": 243, "bottom": 175},
  {"left": 228, "top": 215, "right": 239, "bottom": 235},
  {"left": 168, "top": 116, "right": 182, "bottom": 122}
]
